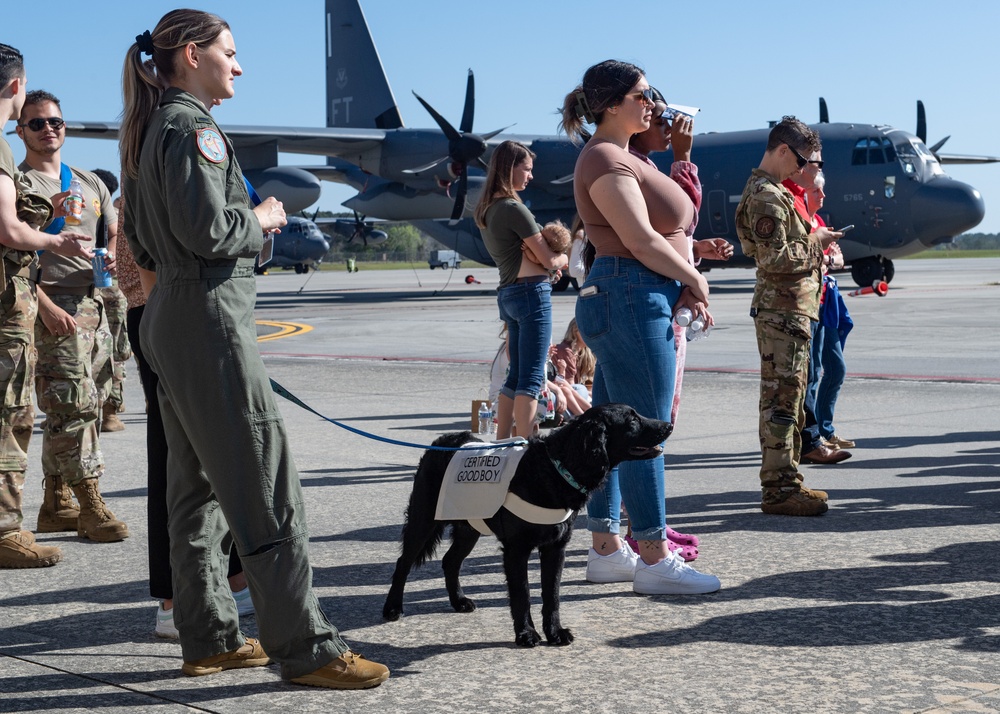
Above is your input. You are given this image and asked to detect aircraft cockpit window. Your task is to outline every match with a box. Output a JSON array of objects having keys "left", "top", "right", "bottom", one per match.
[
  {"left": 853, "top": 137, "right": 889, "bottom": 165},
  {"left": 881, "top": 137, "right": 896, "bottom": 162},
  {"left": 852, "top": 138, "right": 869, "bottom": 165}
]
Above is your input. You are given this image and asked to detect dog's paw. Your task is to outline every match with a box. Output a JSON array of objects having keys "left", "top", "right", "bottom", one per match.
[
  {"left": 515, "top": 628, "right": 542, "bottom": 648},
  {"left": 545, "top": 627, "right": 574, "bottom": 646},
  {"left": 451, "top": 597, "right": 477, "bottom": 614},
  {"left": 382, "top": 603, "right": 403, "bottom": 621}
]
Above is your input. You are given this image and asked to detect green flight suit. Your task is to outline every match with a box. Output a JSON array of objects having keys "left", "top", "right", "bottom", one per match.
[
  {"left": 735, "top": 169, "right": 824, "bottom": 496},
  {"left": 122, "top": 89, "right": 347, "bottom": 677},
  {"left": 0, "top": 136, "right": 40, "bottom": 535}
]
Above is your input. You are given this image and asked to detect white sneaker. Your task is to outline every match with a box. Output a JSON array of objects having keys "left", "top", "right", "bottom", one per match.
[
  {"left": 586, "top": 542, "right": 639, "bottom": 583},
  {"left": 154, "top": 603, "right": 179, "bottom": 639},
  {"left": 232, "top": 586, "right": 255, "bottom": 616},
  {"left": 633, "top": 551, "right": 721, "bottom": 595}
]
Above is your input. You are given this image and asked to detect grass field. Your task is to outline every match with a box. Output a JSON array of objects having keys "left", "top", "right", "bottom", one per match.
[{"left": 902, "top": 249, "right": 1000, "bottom": 259}]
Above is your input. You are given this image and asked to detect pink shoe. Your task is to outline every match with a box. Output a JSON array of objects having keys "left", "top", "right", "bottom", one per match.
[
  {"left": 666, "top": 526, "right": 699, "bottom": 548},
  {"left": 627, "top": 535, "right": 698, "bottom": 562}
]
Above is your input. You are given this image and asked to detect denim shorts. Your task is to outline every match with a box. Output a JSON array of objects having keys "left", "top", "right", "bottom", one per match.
[{"left": 497, "top": 280, "right": 552, "bottom": 400}]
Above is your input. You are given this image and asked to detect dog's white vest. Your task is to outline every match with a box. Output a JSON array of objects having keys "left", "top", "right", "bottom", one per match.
[{"left": 434, "top": 440, "right": 573, "bottom": 536}]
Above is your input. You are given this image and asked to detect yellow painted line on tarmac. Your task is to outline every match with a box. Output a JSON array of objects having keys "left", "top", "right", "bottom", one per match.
[{"left": 256, "top": 320, "right": 314, "bottom": 342}]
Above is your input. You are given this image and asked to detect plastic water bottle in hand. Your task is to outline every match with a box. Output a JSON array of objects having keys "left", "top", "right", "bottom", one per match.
[
  {"left": 687, "top": 314, "right": 712, "bottom": 342},
  {"left": 674, "top": 307, "right": 693, "bottom": 327}
]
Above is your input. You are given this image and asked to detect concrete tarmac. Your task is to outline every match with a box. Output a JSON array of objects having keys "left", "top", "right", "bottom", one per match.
[{"left": 1, "top": 258, "right": 998, "bottom": 713}]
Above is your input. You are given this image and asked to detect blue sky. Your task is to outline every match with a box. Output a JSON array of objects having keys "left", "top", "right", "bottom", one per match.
[{"left": 7, "top": 0, "right": 1000, "bottom": 232}]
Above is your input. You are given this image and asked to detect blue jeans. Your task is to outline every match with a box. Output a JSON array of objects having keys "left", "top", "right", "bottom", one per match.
[
  {"left": 575, "top": 257, "right": 680, "bottom": 541},
  {"left": 807, "top": 322, "right": 846, "bottom": 439},
  {"left": 497, "top": 280, "right": 552, "bottom": 400}
]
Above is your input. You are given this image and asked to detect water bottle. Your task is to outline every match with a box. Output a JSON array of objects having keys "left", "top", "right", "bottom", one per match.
[
  {"left": 478, "top": 401, "right": 491, "bottom": 434},
  {"left": 687, "top": 316, "right": 712, "bottom": 342},
  {"left": 674, "top": 307, "right": 693, "bottom": 326},
  {"left": 91, "top": 247, "right": 113, "bottom": 288},
  {"left": 64, "top": 177, "right": 85, "bottom": 226},
  {"left": 489, "top": 403, "right": 497, "bottom": 434}
]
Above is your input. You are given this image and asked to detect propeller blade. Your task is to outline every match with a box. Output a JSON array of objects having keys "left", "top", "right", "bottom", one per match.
[
  {"left": 819, "top": 97, "right": 829, "bottom": 124},
  {"left": 412, "top": 91, "right": 461, "bottom": 142},
  {"left": 917, "top": 100, "right": 927, "bottom": 144},
  {"left": 928, "top": 135, "right": 951, "bottom": 154},
  {"left": 550, "top": 173, "right": 575, "bottom": 185},
  {"left": 450, "top": 169, "right": 468, "bottom": 223},
  {"left": 474, "top": 157, "right": 489, "bottom": 172},
  {"left": 402, "top": 155, "right": 449, "bottom": 174},
  {"left": 481, "top": 125, "right": 513, "bottom": 141},
  {"left": 460, "top": 69, "right": 475, "bottom": 134}
]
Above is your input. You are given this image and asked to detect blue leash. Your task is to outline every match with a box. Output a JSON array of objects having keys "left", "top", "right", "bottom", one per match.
[{"left": 269, "top": 379, "right": 518, "bottom": 452}]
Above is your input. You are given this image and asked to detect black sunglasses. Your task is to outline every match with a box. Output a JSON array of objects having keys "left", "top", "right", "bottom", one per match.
[
  {"left": 627, "top": 88, "right": 655, "bottom": 105},
  {"left": 808, "top": 159, "right": 824, "bottom": 169},
  {"left": 19, "top": 117, "right": 65, "bottom": 132},
  {"left": 787, "top": 144, "right": 810, "bottom": 169}
]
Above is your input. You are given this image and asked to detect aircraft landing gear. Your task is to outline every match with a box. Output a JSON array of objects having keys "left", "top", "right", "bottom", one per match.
[
  {"left": 294, "top": 263, "right": 308, "bottom": 274},
  {"left": 850, "top": 256, "right": 894, "bottom": 287}
]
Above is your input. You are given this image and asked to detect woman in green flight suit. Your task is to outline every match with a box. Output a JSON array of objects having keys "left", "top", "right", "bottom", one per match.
[{"left": 119, "top": 9, "right": 388, "bottom": 689}]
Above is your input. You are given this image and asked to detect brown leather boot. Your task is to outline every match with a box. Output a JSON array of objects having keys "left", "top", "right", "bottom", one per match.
[
  {"left": 36, "top": 475, "right": 80, "bottom": 533},
  {"left": 0, "top": 530, "right": 62, "bottom": 568},
  {"left": 70, "top": 479, "right": 129, "bottom": 542},
  {"left": 101, "top": 405, "right": 125, "bottom": 433}
]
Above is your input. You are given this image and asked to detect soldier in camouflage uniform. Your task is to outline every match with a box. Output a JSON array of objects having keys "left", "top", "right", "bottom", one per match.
[
  {"left": 16, "top": 90, "right": 128, "bottom": 543},
  {"left": 734, "top": 116, "right": 843, "bottom": 517},
  {"left": 0, "top": 45, "right": 95, "bottom": 568}
]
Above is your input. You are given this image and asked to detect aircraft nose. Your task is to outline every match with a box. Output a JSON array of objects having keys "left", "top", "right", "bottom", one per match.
[{"left": 911, "top": 178, "right": 985, "bottom": 247}]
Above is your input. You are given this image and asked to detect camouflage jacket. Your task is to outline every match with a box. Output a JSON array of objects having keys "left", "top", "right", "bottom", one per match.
[{"left": 735, "top": 168, "right": 823, "bottom": 318}]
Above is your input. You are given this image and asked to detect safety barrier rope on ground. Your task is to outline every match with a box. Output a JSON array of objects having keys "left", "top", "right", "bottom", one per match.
[{"left": 269, "top": 379, "right": 519, "bottom": 451}]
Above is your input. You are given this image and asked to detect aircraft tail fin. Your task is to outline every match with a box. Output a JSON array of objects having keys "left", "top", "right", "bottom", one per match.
[{"left": 325, "top": 0, "right": 403, "bottom": 129}]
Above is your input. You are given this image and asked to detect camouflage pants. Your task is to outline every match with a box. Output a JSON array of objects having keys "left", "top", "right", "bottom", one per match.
[
  {"left": 34, "top": 292, "right": 112, "bottom": 487},
  {"left": 754, "top": 310, "right": 813, "bottom": 491},
  {"left": 99, "top": 285, "right": 130, "bottom": 412},
  {"left": 0, "top": 276, "right": 37, "bottom": 534}
]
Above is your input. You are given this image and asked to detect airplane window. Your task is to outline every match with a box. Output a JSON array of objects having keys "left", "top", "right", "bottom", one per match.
[
  {"left": 852, "top": 138, "right": 868, "bottom": 165},
  {"left": 881, "top": 137, "right": 896, "bottom": 162},
  {"left": 867, "top": 137, "right": 885, "bottom": 164},
  {"left": 895, "top": 143, "right": 916, "bottom": 157}
]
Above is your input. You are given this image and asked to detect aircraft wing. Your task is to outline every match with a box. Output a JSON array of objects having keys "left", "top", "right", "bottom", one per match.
[
  {"left": 64, "top": 121, "right": 386, "bottom": 157},
  {"left": 936, "top": 153, "right": 1000, "bottom": 165}
]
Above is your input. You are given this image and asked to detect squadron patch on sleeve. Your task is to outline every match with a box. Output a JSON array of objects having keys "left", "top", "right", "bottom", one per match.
[
  {"left": 754, "top": 216, "right": 776, "bottom": 238},
  {"left": 196, "top": 128, "right": 227, "bottom": 163}
]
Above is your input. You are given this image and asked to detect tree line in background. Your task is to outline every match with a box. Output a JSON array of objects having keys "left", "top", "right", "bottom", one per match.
[
  {"left": 309, "top": 210, "right": 1000, "bottom": 263},
  {"left": 939, "top": 232, "right": 1000, "bottom": 250}
]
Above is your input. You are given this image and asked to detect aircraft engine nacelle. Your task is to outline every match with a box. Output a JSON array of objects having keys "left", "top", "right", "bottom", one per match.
[{"left": 242, "top": 167, "right": 322, "bottom": 214}]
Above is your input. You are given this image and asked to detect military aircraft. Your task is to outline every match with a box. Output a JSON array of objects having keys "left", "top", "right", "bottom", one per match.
[
  {"left": 262, "top": 215, "right": 330, "bottom": 273},
  {"left": 65, "top": 0, "right": 997, "bottom": 287}
]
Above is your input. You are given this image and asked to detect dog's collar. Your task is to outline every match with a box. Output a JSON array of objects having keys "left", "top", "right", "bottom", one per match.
[{"left": 550, "top": 457, "right": 587, "bottom": 494}]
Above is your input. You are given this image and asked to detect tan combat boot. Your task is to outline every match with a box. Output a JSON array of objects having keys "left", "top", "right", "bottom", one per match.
[
  {"left": 70, "top": 478, "right": 129, "bottom": 542},
  {"left": 101, "top": 405, "right": 125, "bottom": 433},
  {"left": 0, "top": 530, "right": 62, "bottom": 568},
  {"left": 761, "top": 487, "right": 829, "bottom": 517},
  {"left": 36, "top": 475, "right": 80, "bottom": 532}
]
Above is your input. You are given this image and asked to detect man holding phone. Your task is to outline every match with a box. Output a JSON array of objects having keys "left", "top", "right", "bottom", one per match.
[{"left": 734, "top": 116, "right": 843, "bottom": 517}]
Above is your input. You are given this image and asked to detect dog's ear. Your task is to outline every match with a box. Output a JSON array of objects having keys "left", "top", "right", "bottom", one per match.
[{"left": 573, "top": 420, "right": 610, "bottom": 480}]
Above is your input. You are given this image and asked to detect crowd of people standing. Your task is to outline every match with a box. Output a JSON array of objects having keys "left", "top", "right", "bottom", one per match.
[{"left": 1, "top": 13, "right": 855, "bottom": 692}]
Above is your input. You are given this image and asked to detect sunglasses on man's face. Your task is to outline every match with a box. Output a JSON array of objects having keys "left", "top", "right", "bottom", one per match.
[
  {"left": 20, "top": 117, "right": 65, "bottom": 132},
  {"left": 788, "top": 144, "right": 810, "bottom": 169}
]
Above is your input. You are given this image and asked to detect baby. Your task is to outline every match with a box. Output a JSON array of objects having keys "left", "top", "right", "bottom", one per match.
[{"left": 523, "top": 220, "right": 572, "bottom": 265}]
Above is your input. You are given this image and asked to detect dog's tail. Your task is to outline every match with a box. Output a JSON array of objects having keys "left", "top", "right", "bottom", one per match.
[{"left": 400, "top": 504, "right": 447, "bottom": 568}]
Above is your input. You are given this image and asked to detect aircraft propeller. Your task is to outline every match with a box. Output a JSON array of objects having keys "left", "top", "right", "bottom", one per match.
[
  {"left": 916, "top": 100, "right": 952, "bottom": 160},
  {"left": 406, "top": 70, "right": 509, "bottom": 223}
]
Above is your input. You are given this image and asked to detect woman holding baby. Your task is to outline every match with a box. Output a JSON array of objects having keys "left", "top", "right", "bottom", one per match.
[{"left": 475, "top": 140, "right": 568, "bottom": 438}]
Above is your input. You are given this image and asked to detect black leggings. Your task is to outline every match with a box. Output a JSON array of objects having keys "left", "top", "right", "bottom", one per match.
[{"left": 127, "top": 305, "right": 242, "bottom": 600}]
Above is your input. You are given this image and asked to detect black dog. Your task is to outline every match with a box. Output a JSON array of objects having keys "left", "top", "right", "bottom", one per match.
[{"left": 383, "top": 403, "right": 672, "bottom": 647}]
